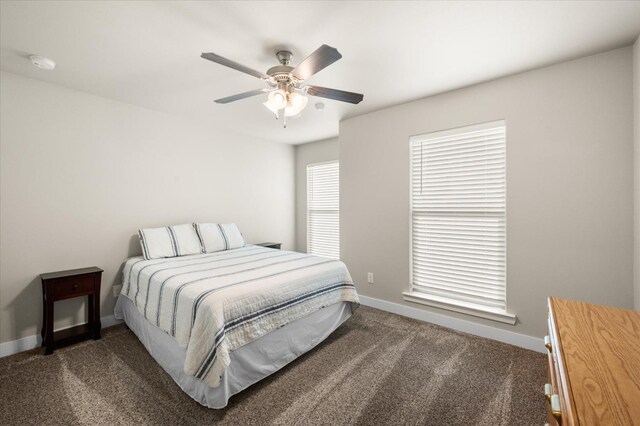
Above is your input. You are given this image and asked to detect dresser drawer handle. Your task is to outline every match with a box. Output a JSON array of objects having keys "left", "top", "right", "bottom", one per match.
[
  {"left": 544, "top": 335, "right": 552, "bottom": 352},
  {"left": 72, "top": 284, "right": 79, "bottom": 290},
  {"left": 544, "top": 383, "right": 552, "bottom": 402},
  {"left": 550, "top": 394, "right": 562, "bottom": 424}
]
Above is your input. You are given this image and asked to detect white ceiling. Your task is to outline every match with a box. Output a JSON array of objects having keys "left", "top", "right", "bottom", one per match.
[{"left": 2, "top": 1, "right": 640, "bottom": 145}]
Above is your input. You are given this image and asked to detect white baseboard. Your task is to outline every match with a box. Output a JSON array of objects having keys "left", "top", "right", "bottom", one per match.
[
  {"left": 101, "top": 314, "right": 121, "bottom": 328},
  {"left": 2, "top": 301, "right": 544, "bottom": 357},
  {"left": 0, "top": 334, "right": 40, "bottom": 358},
  {"left": 0, "top": 314, "right": 122, "bottom": 358},
  {"left": 358, "top": 295, "right": 545, "bottom": 353}
]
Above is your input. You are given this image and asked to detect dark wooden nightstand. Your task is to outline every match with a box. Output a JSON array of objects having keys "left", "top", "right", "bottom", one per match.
[
  {"left": 40, "top": 266, "right": 103, "bottom": 355},
  {"left": 255, "top": 242, "right": 282, "bottom": 250}
]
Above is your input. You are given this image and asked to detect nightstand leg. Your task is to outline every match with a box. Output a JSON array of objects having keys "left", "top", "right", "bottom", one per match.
[
  {"left": 44, "top": 297, "right": 54, "bottom": 355},
  {"left": 89, "top": 293, "right": 101, "bottom": 339},
  {"left": 88, "top": 294, "right": 95, "bottom": 338},
  {"left": 41, "top": 291, "right": 46, "bottom": 346}
]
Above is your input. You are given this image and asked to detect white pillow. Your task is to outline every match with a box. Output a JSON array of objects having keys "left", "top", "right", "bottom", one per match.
[
  {"left": 193, "top": 223, "right": 226, "bottom": 253},
  {"left": 194, "top": 223, "right": 246, "bottom": 252},
  {"left": 219, "top": 223, "right": 246, "bottom": 249},
  {"left": 138, "top": 224, "right": 202, "bottom": 260}
]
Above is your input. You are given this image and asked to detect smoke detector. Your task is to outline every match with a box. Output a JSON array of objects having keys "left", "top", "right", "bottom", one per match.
[{"left": 29, "top": 55, "right": 56, "bottom": 71}]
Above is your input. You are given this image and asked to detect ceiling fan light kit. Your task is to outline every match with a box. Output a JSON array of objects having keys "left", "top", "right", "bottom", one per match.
[
  {"left": 201, "top": 45, "right": 363, "bottom": 128},
  {"left": 263, "top": 87, "right": 309, "bottom": 121}
]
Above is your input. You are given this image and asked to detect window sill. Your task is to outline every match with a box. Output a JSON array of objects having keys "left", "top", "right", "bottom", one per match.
[{"left": 402, "top": 291, "right": 517, "bottom": 325}]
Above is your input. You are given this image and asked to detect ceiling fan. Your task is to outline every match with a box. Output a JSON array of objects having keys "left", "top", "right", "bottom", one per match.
[{"left": 201, "top": 45, "right": 364, "bottom": 127}]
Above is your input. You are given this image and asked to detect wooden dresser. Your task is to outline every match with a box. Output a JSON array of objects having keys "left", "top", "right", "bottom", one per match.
[{"left": 545, "top": 297, "right": 640, "bottom": 425}]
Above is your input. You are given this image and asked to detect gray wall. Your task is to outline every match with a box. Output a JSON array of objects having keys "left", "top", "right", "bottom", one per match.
[
  {"left": 294, "top": 138, "right": 339, "bottom": 252},
  {"left": 0, "top": 72, "right": 295, "bottom": 344},
  {"left": 635, "top": 36, "right": 640, "bottom": 310},
  {"left": 340, "top": 47, "right": 634, "bottom": 338}
]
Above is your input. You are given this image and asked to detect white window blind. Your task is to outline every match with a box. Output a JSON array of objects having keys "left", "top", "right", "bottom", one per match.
[
  {"left": 307, "top": 161, "right": 339, "bottom": 259},
  {"left": 407, "top": 121, "right": 514, "bottom": 323}
]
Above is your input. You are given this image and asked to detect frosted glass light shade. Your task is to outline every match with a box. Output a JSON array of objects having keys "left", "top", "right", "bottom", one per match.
[
  {"left": 263, "top": 89, "right": 308, "bottom": 118},
  {"left": 286, "top": 92, "right": 308, "bottom": 116}
]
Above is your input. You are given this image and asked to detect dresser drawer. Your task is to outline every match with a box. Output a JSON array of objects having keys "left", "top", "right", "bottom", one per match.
[
  {"left": 52, "top": 275, "right": 96, "bottom": 300},
  {"left": 545, "top": 323, "right": 563, "bottom": 425}
]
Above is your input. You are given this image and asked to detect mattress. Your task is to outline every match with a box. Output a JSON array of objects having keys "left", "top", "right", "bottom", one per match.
[{"left": 115, "top": 295, "right": 353, "bottom": 408}]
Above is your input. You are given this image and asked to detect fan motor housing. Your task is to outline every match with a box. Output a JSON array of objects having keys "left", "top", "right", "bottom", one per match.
[
  {"left": 267, "top": 65, "right": 296, "bottom": 86},
  {"left": 267, "top": 65, "right": 293, "bottom": 77}
]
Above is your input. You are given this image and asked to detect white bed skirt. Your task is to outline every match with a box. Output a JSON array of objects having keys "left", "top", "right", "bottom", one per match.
[{"left": 114, "top": 296, "right": 353, "bottom": 408}]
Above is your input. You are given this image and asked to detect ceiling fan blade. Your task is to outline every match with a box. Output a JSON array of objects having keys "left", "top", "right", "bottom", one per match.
[
  {"left": 291, "top": 45, "right": 342, "bottom": 80},
  {"left": 305, "top": 85, "right": 364, "bottom": 104},
  {"left": 201, "top": 52, "right": 270, "bottom": 80},
  {"left": 214, "top": 88, "right": 269, "bottom": 104}
]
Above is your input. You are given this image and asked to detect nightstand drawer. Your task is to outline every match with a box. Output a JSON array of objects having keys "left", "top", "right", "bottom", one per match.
[{"left": 53, "top": 275, "right": 95, "bottom": 299}]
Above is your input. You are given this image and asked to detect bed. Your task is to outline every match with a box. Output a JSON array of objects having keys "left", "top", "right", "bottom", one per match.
[{"left": 114, "top": 244, "right": 359, "bottom": 408}]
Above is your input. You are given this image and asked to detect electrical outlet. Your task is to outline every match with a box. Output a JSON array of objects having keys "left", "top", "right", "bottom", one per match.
[
  {"left": 113, "top": 284, "right": 122, "bottom": 298},
  {"left": 367, "top": 272, "right": 374, "bottom": 284}
]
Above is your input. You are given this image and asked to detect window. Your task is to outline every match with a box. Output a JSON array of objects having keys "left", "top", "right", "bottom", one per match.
[
  {"left": 307, "top": 161, "right": 339, "bottom": 259},
  {"left": 404, "top": 121, "right": 515, "bottom": 324}
]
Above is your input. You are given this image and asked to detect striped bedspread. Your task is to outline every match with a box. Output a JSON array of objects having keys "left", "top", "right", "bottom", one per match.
[{"left": 120, "top": 245, "right": 359, "bottom": 387}]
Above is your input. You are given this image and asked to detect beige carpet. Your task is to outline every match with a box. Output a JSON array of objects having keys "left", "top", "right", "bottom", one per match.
[{"left": 0, "top": 306, "right": 546, "bottom": 425}]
